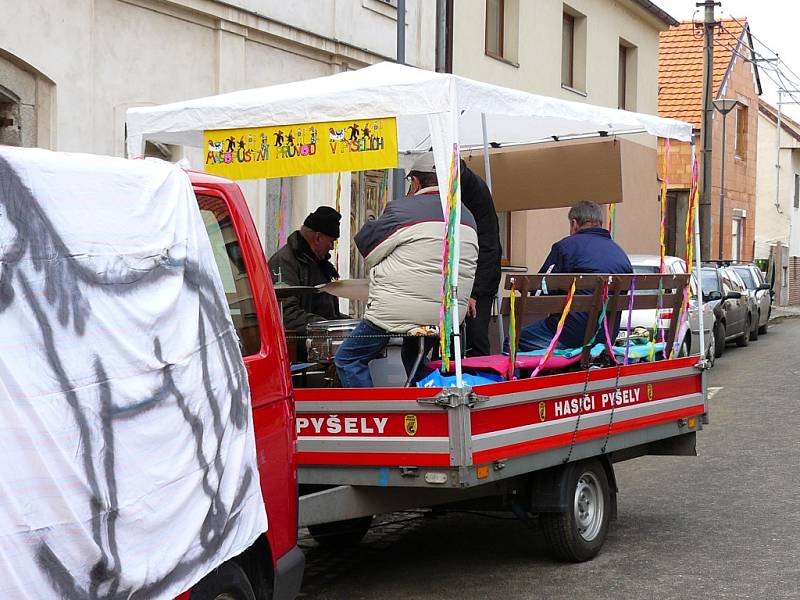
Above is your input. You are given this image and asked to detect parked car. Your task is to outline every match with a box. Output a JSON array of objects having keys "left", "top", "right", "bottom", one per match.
[
  {"left": 621, "top": 255, "right": 716, "bottom": 363},
  {"left": 700, "top": 264, "right": 757, "bottom": 358},
  {"left": 730, "top": 263, "right": 772, "bottom": 337}
]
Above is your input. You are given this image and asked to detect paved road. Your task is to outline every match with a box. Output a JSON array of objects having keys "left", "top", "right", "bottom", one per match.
[{"left": 299, "top": 319, "right": 800, "bottom": 600}]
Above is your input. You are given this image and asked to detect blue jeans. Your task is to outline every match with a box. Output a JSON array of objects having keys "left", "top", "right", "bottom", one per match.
[
  {"left": 516, "top": 319, "right": 567, "bottom": 352},
  {"left": 335, "top": 320, "right": 433, "bottom": 388}
]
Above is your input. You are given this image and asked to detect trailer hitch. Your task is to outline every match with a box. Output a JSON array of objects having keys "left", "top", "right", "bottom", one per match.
[{"left": 419, "top": 386, "right": 490, "bottom": 409}]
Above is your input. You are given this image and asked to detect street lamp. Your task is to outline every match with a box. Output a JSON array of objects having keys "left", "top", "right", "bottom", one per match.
[{"left": 713, "top": 98, "right": 741, "bottom": 260}]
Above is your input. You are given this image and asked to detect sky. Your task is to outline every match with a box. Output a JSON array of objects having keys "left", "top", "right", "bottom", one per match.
[{"left": 655, "top": 0, "right": 800, "bottom": 120}]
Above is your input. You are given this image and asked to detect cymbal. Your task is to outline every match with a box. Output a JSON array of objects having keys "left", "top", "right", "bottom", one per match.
[{"left": 317, "top": 279, "right": 369, "bottom": 302}]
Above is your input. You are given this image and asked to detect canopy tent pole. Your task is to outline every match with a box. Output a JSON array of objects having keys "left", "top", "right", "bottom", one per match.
[
  {"left": 480, "top": 113, "right": 494, "bottom": 191},
  {"left": 480, "top": 113, "right": 505, "bottom": 351},
  {"left": 450, "top": 147, "right": 464, "bottom": 387}
]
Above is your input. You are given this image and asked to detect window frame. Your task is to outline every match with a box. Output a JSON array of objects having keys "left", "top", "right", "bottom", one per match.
[
  {"left": 562, "top": 13, "right": 575, "bottom": 88},
  {"left": 618, "top": 44, "right": 627, "bottom": 110},
  {"left": 485, "top": 0, "right": 505, "bottom": 60}
]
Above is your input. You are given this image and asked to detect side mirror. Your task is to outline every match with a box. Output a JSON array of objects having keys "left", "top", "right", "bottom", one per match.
[
  {"left": 705, "top": 290, "right": 722, "bottom": 302},
  {"left": 757, "top": 283, "right": 771, "bottom": 291},
  {"left": 724, "top": 291, "right": 742, "bottom": 300}
]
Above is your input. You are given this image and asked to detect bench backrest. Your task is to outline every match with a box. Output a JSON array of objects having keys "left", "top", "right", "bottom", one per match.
[{"left": 500, "top": 273, "right": 690, "bottom": 367}]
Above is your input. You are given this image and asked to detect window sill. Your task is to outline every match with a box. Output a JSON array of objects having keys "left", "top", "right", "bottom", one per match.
[
  {"left": 485, "top": 51, "right": 519, "bottom": 68},
  {"left": 561, "top": 84, "right": 587, "bottom": 97}
]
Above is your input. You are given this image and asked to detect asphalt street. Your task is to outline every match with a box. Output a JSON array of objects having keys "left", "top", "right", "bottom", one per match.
[{"left": 299, "top": 318, "right": 800, "bottom": 600}]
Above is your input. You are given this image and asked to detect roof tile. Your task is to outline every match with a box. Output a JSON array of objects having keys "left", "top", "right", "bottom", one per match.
[{"left": 658, "top": 19, "right": 747, "bottom": 128}]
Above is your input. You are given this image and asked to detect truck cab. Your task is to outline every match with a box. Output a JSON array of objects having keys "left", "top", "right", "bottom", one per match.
[{"left": 185, "top": 171, "right": 304, "bottom": 599}]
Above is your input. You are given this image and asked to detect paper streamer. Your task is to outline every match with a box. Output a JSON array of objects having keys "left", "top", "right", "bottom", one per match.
[
  {"left": 669, "top": 154, "right": 700, "bottom": 359},
  {"left": 623, "top": 276, "right": 636, "bottom": 366},
  {"left": 508, "top": 279, "right": 517, "bottom": 380},
  {"left": 649, "top": 138, "right": 671, "bottom": 359},
  {"left": 609, "top": 203, "right": 617, "bottom": 240},
  {"left": 601, "top": 281, "right": 618, "bottom": 365},
  {"left": 439, "top": 144, "right": 460, "bottom": 373},
  {"left": 529, "top": 278, "right": 577, "bottom": 378}
]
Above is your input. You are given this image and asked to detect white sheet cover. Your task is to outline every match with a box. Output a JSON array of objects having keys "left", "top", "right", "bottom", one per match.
[{"left": 0, "top": 147, "right": 267, "bottom": 599}]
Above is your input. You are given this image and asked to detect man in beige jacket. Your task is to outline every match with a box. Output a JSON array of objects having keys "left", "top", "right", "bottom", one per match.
[{"left": 335, "top": 154, "right": 479, "bottom": 387}]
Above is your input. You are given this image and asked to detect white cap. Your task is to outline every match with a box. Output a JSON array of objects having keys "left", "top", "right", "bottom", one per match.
[{"left": 410, "top": 152, "right": 436, "bottom": 173}]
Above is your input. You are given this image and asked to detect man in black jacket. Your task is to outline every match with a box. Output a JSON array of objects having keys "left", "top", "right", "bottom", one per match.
[
  {"left": 268, "top": 206, "right": 348, "bottom": 334},
  {"left": 460, "top": 160, "right": 502, "bottom": 356}
]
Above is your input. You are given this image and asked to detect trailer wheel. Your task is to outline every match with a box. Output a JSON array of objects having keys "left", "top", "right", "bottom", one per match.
[
  {"left": 191, "top": 561, "right": 256, "bottom": 600},
  {"left": 541, "top": 460, "right": 610, "bottom": 562},
  {"left": 307, "top": 516, "right": 373, "bottom": 547}
]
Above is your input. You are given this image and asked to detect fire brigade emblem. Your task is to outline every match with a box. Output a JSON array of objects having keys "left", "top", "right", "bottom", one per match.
[
  {"left": 538, "top": 401, "right": 546, "bottom": 422},
  {"left": 647, "top": 384, "right": 654, "bottom": 401},
  {"left": 404, "top": 415, "right": 418, "bottom": 436}
]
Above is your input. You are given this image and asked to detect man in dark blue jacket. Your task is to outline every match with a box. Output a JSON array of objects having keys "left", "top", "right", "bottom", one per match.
[{"left": 518, "top": 200, "right": 632, "bottom": 352}]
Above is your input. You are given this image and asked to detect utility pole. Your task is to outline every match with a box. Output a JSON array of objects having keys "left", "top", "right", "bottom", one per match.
[
  {"left": 698, "top": 0, "right": 719, "bottom": 261},
  {"left": 392, "top": 0, "right": 407, "bottom": 202}
]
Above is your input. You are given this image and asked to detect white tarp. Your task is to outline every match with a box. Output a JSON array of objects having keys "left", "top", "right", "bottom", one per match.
[
  {"left": 0, "top": 147, "right": 267, "bottom": 599},
  {"left": 125, "top": 61, "right": 693, "bottom": 162}
]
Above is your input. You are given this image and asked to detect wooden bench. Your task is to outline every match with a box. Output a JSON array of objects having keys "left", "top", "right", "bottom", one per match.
[{"left": 500, "top": 273, "right": 690, "bottom": 368}]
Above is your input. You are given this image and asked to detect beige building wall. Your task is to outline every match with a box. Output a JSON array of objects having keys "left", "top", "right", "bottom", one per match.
[
  {"left": 452, "top": 0, "right": 669, "bottom": 271},
  {"left": 0, "top": 0, "right": 435, "bottom": 250},
  {"left": 755, "top": 112, "right": 796, "bottom": 259}
]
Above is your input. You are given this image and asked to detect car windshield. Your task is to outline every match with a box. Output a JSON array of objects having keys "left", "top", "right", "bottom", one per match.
[
  {"left": 701, "top": 270, "right": 720, "bottom": 294},
  {"left": 733, "top": 267, "right": 755, "bottom": 289}
]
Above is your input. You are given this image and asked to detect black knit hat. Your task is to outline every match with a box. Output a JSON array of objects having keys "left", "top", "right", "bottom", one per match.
[{"left": 303, "top": 206, "right": 341, "bottom": 238}]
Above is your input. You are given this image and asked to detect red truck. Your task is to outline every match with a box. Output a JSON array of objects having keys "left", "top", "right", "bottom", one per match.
[
  {"left": 179, "top": 170, "right": 304, "bottom": 600},
  {"left": 181, "top": 165, "right": 707, "bottom": 597}
]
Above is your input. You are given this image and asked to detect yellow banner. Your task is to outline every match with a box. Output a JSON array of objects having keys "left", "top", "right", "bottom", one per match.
[{"left": 203, "top": 117, "right": 398, "bottom": 180}]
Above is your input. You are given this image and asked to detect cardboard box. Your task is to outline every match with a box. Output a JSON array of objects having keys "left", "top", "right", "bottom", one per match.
[{"left": 462, "top": 137, "right": 658, "bottom": 212}]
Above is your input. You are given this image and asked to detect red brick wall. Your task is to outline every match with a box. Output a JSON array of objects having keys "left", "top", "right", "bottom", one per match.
[{"left": 657, "top": 51, "right": 759, "bottom": 262}]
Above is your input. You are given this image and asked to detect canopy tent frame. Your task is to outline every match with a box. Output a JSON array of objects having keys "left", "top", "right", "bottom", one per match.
[{"left": 126, "top": 62, "right": 698, "bottom": 387}]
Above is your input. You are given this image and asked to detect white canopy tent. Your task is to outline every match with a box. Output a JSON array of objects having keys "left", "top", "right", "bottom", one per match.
[{"left": 126, "top": 62, "right": 698, "bottom": 385}]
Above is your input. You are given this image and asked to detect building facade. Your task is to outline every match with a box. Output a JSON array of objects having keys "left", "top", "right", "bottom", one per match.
[
  {"left": 756, "top": 99, "right": 800, "bottom": 304},
  {"left": 658, "top": 19, "right": 761, "bottom": 263},
  {"left": 451, "top": 0, "right": 677, "bottom": 270},
  {"left": 0, "top": 0, "right": 435, "bottom": 265}
]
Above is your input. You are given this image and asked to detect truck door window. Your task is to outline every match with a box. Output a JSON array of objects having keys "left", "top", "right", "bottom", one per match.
[{"left": 197, "top": 195, "right": 262, "bottom": 356}]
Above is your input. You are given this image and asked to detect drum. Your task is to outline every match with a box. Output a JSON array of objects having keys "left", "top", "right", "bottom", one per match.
[{"left": 305, "top": 319, "right": 361, "bottom": 362}]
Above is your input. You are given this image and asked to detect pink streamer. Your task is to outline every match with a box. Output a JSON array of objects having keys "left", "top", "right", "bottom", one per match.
[
  {"left": 624, "top": 276, "right": 635, "bottom": 366},
  {"left": 601, "top": 283, "right": 618, "bottom": 365}
]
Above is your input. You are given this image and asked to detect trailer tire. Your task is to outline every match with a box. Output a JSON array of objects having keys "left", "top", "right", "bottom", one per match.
[
  {"left": 541, "top": 460, "right": 610, "bottom": 562},
  {"left": 307, "top": 516, "right": 373, "bottom": 547},
  {"left": 190, "top": 560, "right": 256, "bottom": 600}
]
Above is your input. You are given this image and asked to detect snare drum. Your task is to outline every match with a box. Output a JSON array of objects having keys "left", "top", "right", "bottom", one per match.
[{"left": 306, "top": 319, "right": 361, "bottom": 362}]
